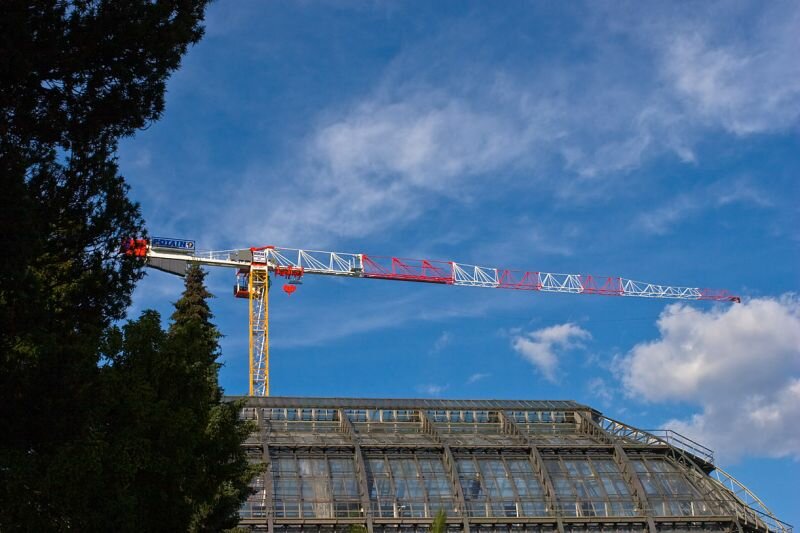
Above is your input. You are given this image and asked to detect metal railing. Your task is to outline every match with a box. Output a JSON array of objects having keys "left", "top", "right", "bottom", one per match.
[
  {"left": 598, "top": 417, "right": 714, "bottom": 464},
  {"left": 711, "top": 467, "right": 793, "bottom": 533},
  {"left": 598, "top": 416, "right": 792, "bottom": 533},
  {"left": 640, "top": 429, "right": 715, "bottom": 465}
]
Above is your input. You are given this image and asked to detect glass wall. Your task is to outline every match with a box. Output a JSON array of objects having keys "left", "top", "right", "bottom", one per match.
[
  {"left": 631, "top": 457, "right": 722, "bottom": 517},
  {"left": 508, "top": 411, "right": 601, "bottom": 445},
  {"left": 545, "top": 455, "right": 637, "bottom": 517},
  {"left": 237, "top": 402, "right": 763, "bottom": 530},
  {"left": 262, "top": 408, "right": 351, "bottom": 446},
  {"left": 456, "top": 453, "right": 547, "bottom": 518},
  {"left": 364, "top": 453, "right": 456, "bottom": 518},
  {"left": 349, "top": 409, "right": 439, "bottom": 446},
  {"left": 272, "top": 454, "right": 361, "bottom": 518}
]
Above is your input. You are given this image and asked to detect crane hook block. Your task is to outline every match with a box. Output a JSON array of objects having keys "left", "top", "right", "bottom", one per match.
[{"left": 283, "top": 284, "right": 297, "bottom": 295}]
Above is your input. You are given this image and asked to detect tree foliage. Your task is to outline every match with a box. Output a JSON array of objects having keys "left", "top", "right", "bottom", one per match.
[
  {"left": 431, "top": 508, "right": 448, "bottom": 533},
  {"left": 0, "top": 1, "right": 262, "bottom": 530},
  {"left": 96, "top": 267, "right": 260, "bottom": 531}
]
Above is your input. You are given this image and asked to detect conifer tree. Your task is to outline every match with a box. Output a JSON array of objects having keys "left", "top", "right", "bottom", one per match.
[
  {"left": 94, "top": 266, "right": 259, "bottom": 531},
  {"left": 0, "top": 2, "right": 212, "bottom": 527},
  {"left": 165, "top": 265, "right": 261, "bottom": 532}
]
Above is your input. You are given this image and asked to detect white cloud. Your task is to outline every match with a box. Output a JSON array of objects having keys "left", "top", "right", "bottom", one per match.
[
  {"left": 661, "top": 18, "right": 800, "bottom": 136},
  {"left": 313, "top": 96, "right": 533, "bottom": 192},
  {"left": 618, "top": 295, "right": 800, "bottom": 460},
  {"left": 587, "top": 377, "right": 615, "bottom": 406},
  {"left": 635, "top": 179, "right": 771, "bottom": 235},
  {"left": 466, "top": 372, "right": 490, "bottom": 385},
  {"left": 665, "top": 380, "right": 800, "bottom": 462},
  {"left": 430, "top": 331, "right": 452, "bottom": 354},
  {"left": 226, "top": 90, "right": 553, "bottom": 246},
  {"left": 511, "top": 323, "right": 591, "bottom": 382},
  {"left": 417, "top": 383, "right": 448, "bottom": 396}
]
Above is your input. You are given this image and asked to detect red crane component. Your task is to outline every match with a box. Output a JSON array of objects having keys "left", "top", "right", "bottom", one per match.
[
  {"left": 282, "top": 284, "right": 297, "bottom": 295},
  {"left": 361, "top": 255, "right": 453, "bottom": 284},
  {"left": 273, "top": 265, "right": 304, "bottom": 279},
  {"left": 122, "top": 238, "right": 149, "bottom": 258}
]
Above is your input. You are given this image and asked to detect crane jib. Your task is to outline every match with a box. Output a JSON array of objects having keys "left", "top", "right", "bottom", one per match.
[{"left": 137, "top": 239, "right": 741, "bottom": 398}]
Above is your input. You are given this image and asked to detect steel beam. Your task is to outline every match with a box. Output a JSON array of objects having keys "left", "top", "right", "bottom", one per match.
[
  {"left": 256, "top": 408, "right": 275, "bottom": 533},
  {"left": 576, "top": 411, "right": 656, "bottom": 533},
  {"left": 339, "top": 409, "right": 374, "bottom": 533},
  {"left": 419, "top": 409, "right": 471, "bottom": 533},
  {"left": 613, "top": 443, "right": 657, "bottom": 533},
  {"left": 499, "top": 411, "right": 565, "bottom": 533}
]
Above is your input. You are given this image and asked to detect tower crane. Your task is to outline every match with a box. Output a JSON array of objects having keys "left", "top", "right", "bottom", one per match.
[{"left": 125, "top": 237, "right": 740, "bottom": 397}]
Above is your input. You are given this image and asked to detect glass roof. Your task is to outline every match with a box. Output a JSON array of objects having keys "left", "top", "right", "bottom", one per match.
[{"left": 235, "top": 398, "right": 789, "bottom": 533}]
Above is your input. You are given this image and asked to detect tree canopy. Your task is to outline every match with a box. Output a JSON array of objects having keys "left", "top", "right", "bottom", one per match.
[{"left": 1, "top": 1, "right": 259, "bottom": 530}]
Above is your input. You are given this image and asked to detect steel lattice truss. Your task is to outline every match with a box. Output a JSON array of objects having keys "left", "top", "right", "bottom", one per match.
[
  {"left": 162, "top": 245, "right": 740, "bottom": 301},
  {"left": 262, "top": 247, "right": 739, "bottom": 300}
]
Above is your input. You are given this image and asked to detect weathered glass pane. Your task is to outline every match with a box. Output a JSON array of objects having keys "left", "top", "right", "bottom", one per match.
[{"left": 640, "top": 474, "right": 661, "bottom": 495}]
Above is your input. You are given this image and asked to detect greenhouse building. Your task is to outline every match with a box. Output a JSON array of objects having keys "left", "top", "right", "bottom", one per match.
[{"left": 234, "top": 396, "right": 791, "bottom": 533}]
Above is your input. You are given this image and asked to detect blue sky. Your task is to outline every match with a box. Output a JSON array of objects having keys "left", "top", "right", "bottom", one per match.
[{"left": 119, "top": 1, "right": 800, "bottom": 524}]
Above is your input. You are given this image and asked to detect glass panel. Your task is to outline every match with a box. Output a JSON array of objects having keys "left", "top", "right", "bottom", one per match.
[
  {"left": 457, "top": 455, "right": 546, "bottom": 517},
  {"left": 632, "top": 457, "right": 723, "bottom": 517},
  {"left": 272, "top": 454, "right": 360, "bottom": 519},
  {"left": 365, "top": 453, "right": 454, "bottom": 518},
  {"left": 545, "top": 456, "right": 637, "bottom": 518}
]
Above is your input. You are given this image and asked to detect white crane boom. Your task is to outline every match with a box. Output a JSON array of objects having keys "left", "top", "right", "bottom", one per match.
[{"left": 127, "top": 238, "right": 740, "bottom": 397}]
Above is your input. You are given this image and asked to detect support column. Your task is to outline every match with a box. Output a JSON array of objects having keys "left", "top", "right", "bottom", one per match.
[
  {"left": 577, "top": 412, "right": 656, "bottom": 533},
  {"left": 613, "top": 443, "right": 657, "bottom": 533},
  {"left": 248, "top": 267, "right": 270, "bottom": 396},
  {"left": 256, "top": 408, "right": 275, "bottom": 533},
  {"left": 500, "top": 411, "right": 564, "bottom": 533},
  {"left": 340, "top": 409, "right": 374, "bottom": 533},
  {"left": 419, "top": 410, "right": 471, "bottom": 533}
]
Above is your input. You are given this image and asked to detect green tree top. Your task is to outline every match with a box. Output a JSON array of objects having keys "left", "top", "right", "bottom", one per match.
[
  {"left": 172, "top": 266, "right": 215, "bottom": 325},
  {"left": 91, "top": 267, "right": 260, "bottom": 531}
]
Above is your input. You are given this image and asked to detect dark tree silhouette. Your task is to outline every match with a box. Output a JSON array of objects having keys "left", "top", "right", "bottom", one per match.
[
  {"left": 0, "top": 1, "right": 265, "bottom": 530},
  {"left": 96, "top": 267, "right": 260, "bottom": 531}
]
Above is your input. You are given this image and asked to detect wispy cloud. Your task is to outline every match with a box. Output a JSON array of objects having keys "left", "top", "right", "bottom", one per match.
[
  {"left": 270, "top": 289, "right": 520, "bottom": 349},
  {"left": 224, "top": 89, "right": 555, "bottom": 246},
  {"left": 210, "top": 2, "right": 799, "bottom": 250},
  {"left": 587, "top": 377, "right": 614, "bottom": 406},
  {"left": 635, "top": 179, "right": 771, "bottom": 235},
  {"left": 417, "top": 383, "right": 449, "bottom": 396},
  {"left": 466, "top": 372, "right": 490, "bottom": 385},
  {"left": 660, "top": 19, "right": 800, "bottom": 135},
  {"left": 511, "top": 323, "right": 592, "bottom": 382},
  {"left": 430, "top": 331, "right": 452, "bottom": 354}
]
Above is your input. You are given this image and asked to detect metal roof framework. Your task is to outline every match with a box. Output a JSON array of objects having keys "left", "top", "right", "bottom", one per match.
[{"left": 231, "top": 397, "right": 791, "bottom": 533}]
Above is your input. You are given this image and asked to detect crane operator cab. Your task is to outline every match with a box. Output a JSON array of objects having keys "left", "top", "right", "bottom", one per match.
[{"left": 234, "top": 269, "right": 251, "bottom": 298}]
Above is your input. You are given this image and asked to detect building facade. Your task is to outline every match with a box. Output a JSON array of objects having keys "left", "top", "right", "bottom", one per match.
[{"left": 234, "top": 397, "right": 791, "bottom": 533}]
